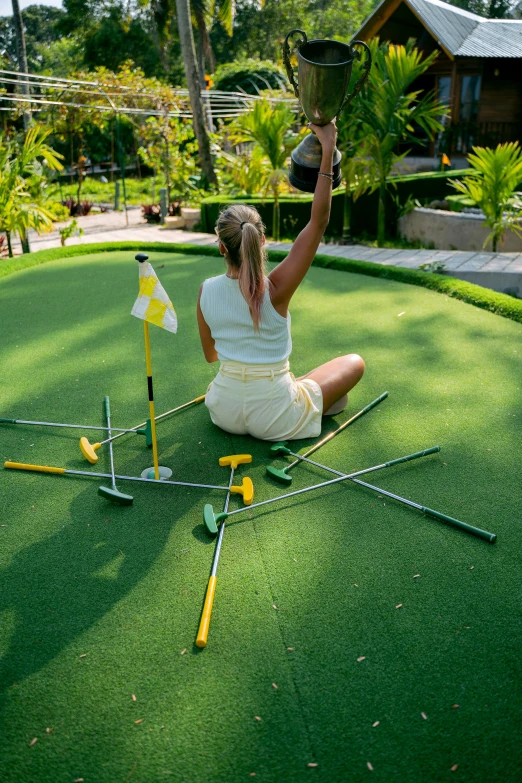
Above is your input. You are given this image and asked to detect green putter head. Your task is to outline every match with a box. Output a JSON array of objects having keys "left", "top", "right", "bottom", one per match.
[
  {"left": 98, "top": 485, "right": 134, "bottom": 505},
  {"left": 266, "top": 465, "right": 293, "bottom": 485},
  {"left": 135, "top": 418, "right": 153, "bottom": 447},
  {"left": 203, "top": 504, "right": 228, "bottom": 535},
  {"left": 269, "top": 441, "right": 292, "bottom": 456}
]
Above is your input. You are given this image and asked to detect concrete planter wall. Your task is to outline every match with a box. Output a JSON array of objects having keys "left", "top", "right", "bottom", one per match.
[
  {"left": 399, "top": 207, "right": 522, "bottom": 252},
  {"left": 164, "top": 216, "right": 185, "bottom": 229},
  {"left": 180, "top": 207, "right": 201, "bottom": 229},
  {"left": 163, "top": 209, "right": 201, "bottom": 230}
]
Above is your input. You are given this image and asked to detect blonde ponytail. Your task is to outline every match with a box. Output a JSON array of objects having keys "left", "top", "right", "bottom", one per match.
[{"left": 216, "top": 204, "right": 267, "bottom": 331}]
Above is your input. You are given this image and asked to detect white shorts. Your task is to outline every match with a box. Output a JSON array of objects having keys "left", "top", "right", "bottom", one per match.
[{"left": 205, "top": 360, "right": 323, "bottom": 441}]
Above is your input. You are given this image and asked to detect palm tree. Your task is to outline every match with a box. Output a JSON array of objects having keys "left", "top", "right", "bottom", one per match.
[
  {"left": 11, "top": 0, "right": 30, "bottom": 129},
  {"left": 358, "top": 40, "right": 448, "bottom": 245},
  {"left": 0, "top": 126, "right": 64, "bottom": 256},
  {"left": 192, "top": 0, "right": 235, "bottom": 84},
  {"left": 452, "top": 142, "right": 522, "bottom": 252},
  {"left": 336, "top": 63, "right": 374, "bottom": 243},
  {"left": 174, "top": 0, "right": 217, "bottom": 186},
  {"left": 230, "top": 99, "right": 303, "bottom": 240}
]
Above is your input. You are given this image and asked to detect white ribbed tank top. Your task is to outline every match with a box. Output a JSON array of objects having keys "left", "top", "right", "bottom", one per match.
[{"left": 200, "top": 274, "right": 292, "bottom": 363}]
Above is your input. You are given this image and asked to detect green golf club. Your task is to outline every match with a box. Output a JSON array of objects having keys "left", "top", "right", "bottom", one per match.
[
  {"left": 268, "top": 443, "right": 497, "bottom": 544},
  {"left": 98, "top": 396, "right": 134, "bottom": 505},
  {"left": 266, "top": 391, "right": 388, "bottom": 485},
  {"left": 203, "top": 446, "right": 439, "bottom": 534},
  {"left": 0, "top": 415, "right": 147, "bottom": 435},
  {"left": 79, "top": 394, "right": 205, "bottom": 464}
]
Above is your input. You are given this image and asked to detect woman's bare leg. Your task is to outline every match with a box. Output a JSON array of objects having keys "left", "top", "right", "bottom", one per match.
[{"left": 297, "top": 354, "right": 365, "bottom": 414}]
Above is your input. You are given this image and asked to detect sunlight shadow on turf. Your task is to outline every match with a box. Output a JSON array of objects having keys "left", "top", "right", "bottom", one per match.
[{"left": 0, "top": 478, "right": 201, "bottom": 707}]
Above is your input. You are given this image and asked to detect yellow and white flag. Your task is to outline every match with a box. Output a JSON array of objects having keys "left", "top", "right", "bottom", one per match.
[{"left": 131, "top": 262, "right": 178, "bottom": 334}]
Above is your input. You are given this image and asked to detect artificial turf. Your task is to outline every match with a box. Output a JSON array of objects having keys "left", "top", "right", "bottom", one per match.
[{"left": 0, "top": 250, "right": 521, "bottom": 783}]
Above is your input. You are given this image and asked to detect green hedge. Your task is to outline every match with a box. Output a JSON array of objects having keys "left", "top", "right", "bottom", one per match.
[
  {"left": 200, "top": 169, "right": 470, "bottom": 238},
  {"left": 2, "top": 240, "right": 521, "bottom": 324}
]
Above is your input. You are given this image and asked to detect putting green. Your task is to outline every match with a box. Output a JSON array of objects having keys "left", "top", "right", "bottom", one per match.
[{"left": 0, "top": 250, "right": 520, "bottom": 783}]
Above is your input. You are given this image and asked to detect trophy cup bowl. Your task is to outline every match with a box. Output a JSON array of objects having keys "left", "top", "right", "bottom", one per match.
[{"left": 283, "top": 30, "right": 371, "bottom": 193}]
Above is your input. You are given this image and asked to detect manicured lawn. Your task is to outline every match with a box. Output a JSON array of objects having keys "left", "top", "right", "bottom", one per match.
[{"left": 0, "top": 250, "right": 520, "bottom": 782}]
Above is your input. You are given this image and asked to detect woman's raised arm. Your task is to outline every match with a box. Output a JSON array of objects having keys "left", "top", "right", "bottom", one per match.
[{"left": 268, "top": 121, "right": 337, "bottom": 315}]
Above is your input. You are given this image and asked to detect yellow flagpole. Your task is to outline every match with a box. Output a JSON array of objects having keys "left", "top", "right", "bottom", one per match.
[{"left": 143, "top": 320, "right": 160, "bottom": 480}]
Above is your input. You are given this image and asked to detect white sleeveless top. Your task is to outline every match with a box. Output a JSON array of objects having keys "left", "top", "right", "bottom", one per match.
[{"left": 200, "top": 274, "right": 292, "bottom": 363}]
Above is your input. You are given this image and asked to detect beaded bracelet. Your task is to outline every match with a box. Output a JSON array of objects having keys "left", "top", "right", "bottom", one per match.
[{"left": 318, "top": 172, "right": 334, "bottom": 181}]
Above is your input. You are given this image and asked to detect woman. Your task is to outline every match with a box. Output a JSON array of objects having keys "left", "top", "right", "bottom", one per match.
[{"left": 197, "top": 121, "right": 365, "bottom": 441}]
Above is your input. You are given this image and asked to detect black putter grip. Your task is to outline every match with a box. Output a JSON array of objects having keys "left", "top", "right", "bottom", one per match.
[
  {"left": 385, "top": 446, "right": 440, "bottom": 467},
  {"left": 0, "top": 418, "right": 16, "bottom": 423},
  {"left": 103, "top": 396, "right": 111, "bottom": 421},
  {"left": 422, "top": 506, "right": 496, "bottom": 543}
]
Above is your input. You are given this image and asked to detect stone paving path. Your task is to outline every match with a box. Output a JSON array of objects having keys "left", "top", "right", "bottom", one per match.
[{"left": 11, "top": 209, "right": 522, "bottom": 290}]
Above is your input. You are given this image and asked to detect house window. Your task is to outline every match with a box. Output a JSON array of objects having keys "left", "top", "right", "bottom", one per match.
[
  {"left": 460, "top": 75, "right": 481, "bottom": 123},
  {"left": 438, "top": 76, "right": 452, "bottom": 107}
]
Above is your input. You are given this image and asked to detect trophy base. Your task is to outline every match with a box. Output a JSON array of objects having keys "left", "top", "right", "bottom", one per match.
[
  {"left": 289, "top": 160, "right": 342, "bottom": 193},
  {"left": 289, "top": 133, "right": 342, "bottom": 193}
]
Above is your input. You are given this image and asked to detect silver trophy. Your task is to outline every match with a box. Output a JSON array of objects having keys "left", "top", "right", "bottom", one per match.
[{"left": 283, "top": 29, "right": 371, "bottom": 192}]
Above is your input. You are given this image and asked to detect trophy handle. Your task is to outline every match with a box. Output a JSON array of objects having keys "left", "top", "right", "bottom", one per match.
[
  {"left": 339, "top": 40, "right": 372, "bottom": 113},
  {"left": 282, "top": 29, "right": 307, "bottom": 99}
]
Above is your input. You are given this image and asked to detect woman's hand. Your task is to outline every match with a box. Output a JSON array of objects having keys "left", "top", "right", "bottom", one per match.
[{"left": 309, "top": 120, "right": 337, "bottom": 152}]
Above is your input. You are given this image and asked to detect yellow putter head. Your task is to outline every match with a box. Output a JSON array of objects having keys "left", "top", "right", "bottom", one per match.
[
  {"left": 79, "top": 436, "right": 101, "bottom": 464},
  {"left": 219, "top": 454, "right": 252, "bottom": 470},
  {"left": 230, "top": 477, "right": 254, "bottom": 505}
]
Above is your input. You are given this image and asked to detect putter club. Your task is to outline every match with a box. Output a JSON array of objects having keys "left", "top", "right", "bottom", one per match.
[
  {"left": 266, "top": 391, "right": 389, "bottom": 485},
  {"left": 79, "top": 394, "right": 206, "bottom": 464},
  {"left": 0, "top": 416, "right": 147, "bottom": 435},
  {"left": 98, "top": 396, "right": 134, "bottom": 505},
  {"left": 4, "top": 461, "right": 254, "bottom": 503},
  {"left": 196, "top": 455, "right": 253, "bottom": 648},
  {"left": 269, "top": 444, "right": 497, "bottom": 543},
  {"left": 203, "top": 446, "right": 439, "bottom": 534}
]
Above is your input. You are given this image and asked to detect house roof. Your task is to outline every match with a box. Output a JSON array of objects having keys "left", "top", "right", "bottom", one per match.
[{"left": 355, "top": 0, "right": 522, "bottom": 58}]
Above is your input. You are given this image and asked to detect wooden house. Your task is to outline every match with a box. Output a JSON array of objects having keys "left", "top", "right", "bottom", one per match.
[{"left": 354, "top": 0, "right": 522, "bottom": 155}]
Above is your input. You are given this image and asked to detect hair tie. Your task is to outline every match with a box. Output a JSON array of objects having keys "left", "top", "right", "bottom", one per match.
[{"left": 240, "top": 221, "right": 247, "bottom": 229}]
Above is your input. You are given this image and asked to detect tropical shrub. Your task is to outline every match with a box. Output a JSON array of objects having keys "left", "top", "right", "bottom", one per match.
[
  {"left": 227, "top": 99, "right": 305, "bottom": 239},
  {"left": 62, "top": 198, "right": 94, "bottom": 217},
  {"left": 59, "top": 219, "right": 84, "bottom": 246},
  {"left": 356, "top": 40, "right": 448, "bottom": 244},
  {"left": 451, "top": 142, "right": 522, "bottom": 251},
  {"left": 0, "top": 126, "right": 64, "bottom": 256}
]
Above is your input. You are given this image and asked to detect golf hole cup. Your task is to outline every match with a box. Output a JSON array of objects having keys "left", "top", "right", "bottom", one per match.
[{"left": 282, "top": 29, "right": 371, "bottom": 192}]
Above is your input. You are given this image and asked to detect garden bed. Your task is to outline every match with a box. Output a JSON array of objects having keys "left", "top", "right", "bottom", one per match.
[{"left": 399, "top": 207, "right": 522, "bottom": 252}]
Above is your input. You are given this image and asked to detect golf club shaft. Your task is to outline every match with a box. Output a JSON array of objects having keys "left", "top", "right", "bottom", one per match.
[
  {"left": 284, "top": 446, "right": 439, "bottom": 477},
  {"left": 287, "top": 391, "right": 389, "bottom": 472},
  {"left": 281, "top": 447, "right": 495, "bottom": 543},
  {"left": 104, "top": 397, "right": 118, "bottom": 490},
  {"left": 4, "top": 462, "right": 230, "bottom": 491},
  {"left": 0, "top": 418, "right": 136, "bottom": 433},
  {"left": 196, "top": 468, "right": 234, "bottom": 647},
  {"left": 98, "top": 394, "right": 206, "bottom": 447},
  {"left": 212, "top": 467, "right": 234, "bottom": 574},
  {"left": 349, "top": 476, "right": 496, "bottom": 543},
  {"left": 223, "top": 448, "right": 437, "bottom": 518}
]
